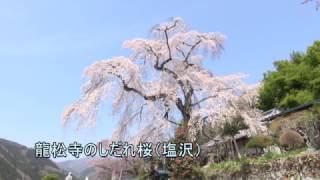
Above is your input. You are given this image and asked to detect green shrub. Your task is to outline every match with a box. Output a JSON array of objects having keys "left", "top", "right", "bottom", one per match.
[
  {"left": 42, "top": 173, "right": 60, "bottom": 180},
  {"left": 245, "top": 136, "right": 274, "bottom": 154}
]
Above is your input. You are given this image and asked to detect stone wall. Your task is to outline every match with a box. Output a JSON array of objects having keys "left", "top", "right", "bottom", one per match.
[{"left": 206, "top": 152, "right": 320, "bottom": 180}]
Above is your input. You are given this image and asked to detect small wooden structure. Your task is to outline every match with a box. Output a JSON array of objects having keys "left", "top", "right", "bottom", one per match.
[{"left": 201, "top": 132, "right": 250, "bottom": 163}]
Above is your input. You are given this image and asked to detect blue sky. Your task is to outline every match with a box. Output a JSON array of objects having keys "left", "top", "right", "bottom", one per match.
[{"left": 0, "top": 0, "right": 319, "bottom": 160}]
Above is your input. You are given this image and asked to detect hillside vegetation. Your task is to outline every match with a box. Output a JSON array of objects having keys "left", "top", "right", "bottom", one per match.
[{"left": 259, "top": 41, "right": 320, "bottom": 110}]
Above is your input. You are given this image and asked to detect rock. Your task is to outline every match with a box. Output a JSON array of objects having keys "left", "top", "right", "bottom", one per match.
[{"left": 263, "top": 145, "right": 281, "bottom": 154}]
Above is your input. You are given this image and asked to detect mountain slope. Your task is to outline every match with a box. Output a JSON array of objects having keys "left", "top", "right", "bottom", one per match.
[{"left": 0, "top": 138, "right": 65, "bottom": 180}]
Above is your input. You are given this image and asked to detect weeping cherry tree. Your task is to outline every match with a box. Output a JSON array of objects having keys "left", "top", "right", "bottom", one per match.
[{"left": 62, "top": 17, "right": 265, "bottom": 144}]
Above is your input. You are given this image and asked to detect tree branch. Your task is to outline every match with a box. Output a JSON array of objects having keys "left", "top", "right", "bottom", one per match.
[
  {"left": 191, "top": 95, "right": 218, "bottom": 107},
  {"left": 164, "top": 28, "right": 172, "bottom": 60},
  {"left": 184, "top": 40, "right": 202, "bottom": 64},
  {"left": 191, "top": 87, "right": 232, "bottom": 107},
  {"left": 112, "top": 73, "right": 167, "bottom": 101},
  {"left": 166, "top": 119, "right": 181, "bottom": 126},
  {"left": 176, "top": 47, "right": 186, "bottom": 57},
  {"left": 138, "top": 103, "right": 147, "bottom": 127},
  {"left": 163, "top": 103, "right": 181, "bottom": 126}
]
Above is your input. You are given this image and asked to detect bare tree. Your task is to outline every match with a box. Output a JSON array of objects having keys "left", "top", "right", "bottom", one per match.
[{"left": 62, "top": 17, "right": 265, "bottom": 143}]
